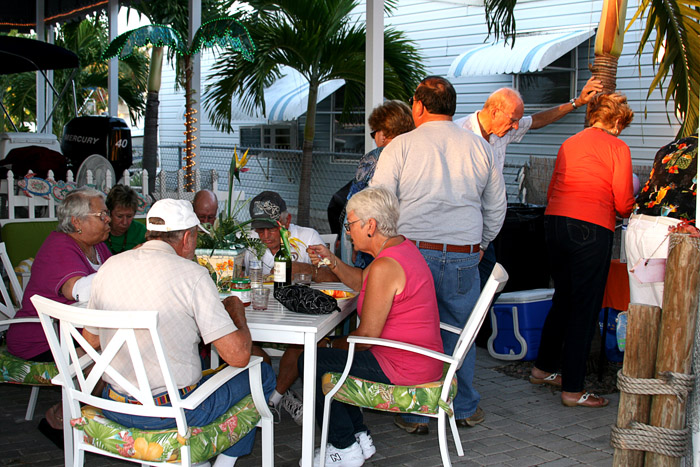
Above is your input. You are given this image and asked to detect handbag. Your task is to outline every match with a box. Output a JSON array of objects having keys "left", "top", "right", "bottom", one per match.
[{"left": 273, "top": 285, "right": 340, "bottom": 314}]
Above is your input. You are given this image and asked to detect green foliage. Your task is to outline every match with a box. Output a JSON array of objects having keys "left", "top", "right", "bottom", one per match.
[
  {"left": 629, "top": 0, "right": 700, "bottom": 138},
  {"left": 203, "top": 0, "right": 425, "bottom": 133}
]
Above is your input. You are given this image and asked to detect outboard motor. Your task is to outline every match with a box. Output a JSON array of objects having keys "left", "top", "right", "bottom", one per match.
[{"left": 61, "top": 116, "right": 132, "bottom": 176}]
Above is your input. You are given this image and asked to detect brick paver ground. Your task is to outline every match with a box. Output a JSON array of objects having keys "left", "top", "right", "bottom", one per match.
[{"left": 0, "top": 348, "right": 617, "bottom": 466}]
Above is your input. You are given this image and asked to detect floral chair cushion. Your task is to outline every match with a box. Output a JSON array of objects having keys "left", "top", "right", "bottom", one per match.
[
  {"left": 0, "top": 346, "right": 57, "bottom": 385},
  {"left": 70, "top": 394, "right": 260, "bottom": 463},
  {"left": 322, "top": 372, "right": 458, "bottom": 417}
]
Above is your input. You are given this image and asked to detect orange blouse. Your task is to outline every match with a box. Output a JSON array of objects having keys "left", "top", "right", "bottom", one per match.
[{"left": 545, "top": 127, "right": 634, "bottom": 231}]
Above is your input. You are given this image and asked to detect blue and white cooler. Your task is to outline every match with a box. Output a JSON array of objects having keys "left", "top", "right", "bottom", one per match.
[{"left": 487, "top": 288, "right": 554, "bottom": 361}]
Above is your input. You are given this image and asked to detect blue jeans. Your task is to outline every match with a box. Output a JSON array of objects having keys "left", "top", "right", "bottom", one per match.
[
  {"left": 535, "top": 216, "right": 613, "bottom": 393},
  {"left": 299, "top": 347, "right": 390, "bottom": 449},
  {"left": 403, "top": 248, "right": 481, "bottom": 423},
  {"left": 102, "top": 363, "right": 276, "bottom": 458}
]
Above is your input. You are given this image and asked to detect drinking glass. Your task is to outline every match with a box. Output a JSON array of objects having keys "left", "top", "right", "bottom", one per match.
[{"left": 251, "top": 288, "right": 271, "bottom": 310}]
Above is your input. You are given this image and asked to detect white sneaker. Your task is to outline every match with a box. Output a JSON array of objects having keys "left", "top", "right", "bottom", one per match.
[
  {"left": 299, "top": 442, "right": 365, "bottom": 467},
  {"left": 267, "top": 401, "right": 281, "bottom": 424},
  {"left": 354, "top": 431, "right": 376, "bottom": 460},
  {"left": 282, "top": 389, "right": 304, "bottom": 426}
]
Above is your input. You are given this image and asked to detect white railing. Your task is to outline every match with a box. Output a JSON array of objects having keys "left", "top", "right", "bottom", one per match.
[
  {"left": 0, "top": 169, "right": 149, "bottom": 221},
  {"left": 0, "top": 168, "right": 244, "bottom": 222}
]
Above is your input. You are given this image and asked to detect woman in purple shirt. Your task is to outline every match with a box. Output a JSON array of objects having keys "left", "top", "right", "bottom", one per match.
[{"left": 6, "top": 187, "right": 111, "bottom": 439}]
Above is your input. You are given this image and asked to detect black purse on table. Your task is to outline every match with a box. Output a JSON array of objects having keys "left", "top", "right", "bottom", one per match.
[{"left": 273, "top": 285, "right": 340, "bottom": 314}]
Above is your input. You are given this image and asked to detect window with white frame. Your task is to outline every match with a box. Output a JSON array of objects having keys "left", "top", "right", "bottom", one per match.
[
  {"left": 513, "top": 49, "right": 577, "bottom": 108},
  {"left": 240, "top": 124, "right": 296, "bottom": 149}
]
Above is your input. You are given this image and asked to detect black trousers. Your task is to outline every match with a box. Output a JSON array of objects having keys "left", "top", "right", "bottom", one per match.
[{"left": 535, "top": 215, "right": 613, "bottom": 393}]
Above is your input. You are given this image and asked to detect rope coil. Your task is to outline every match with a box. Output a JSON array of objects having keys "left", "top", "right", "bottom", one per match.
[
  {"left": 617, "top": 370, "right": 695, "bottom": 402},
  {"left": 611, "top": 422, "right": 689, "bottom": 457}
]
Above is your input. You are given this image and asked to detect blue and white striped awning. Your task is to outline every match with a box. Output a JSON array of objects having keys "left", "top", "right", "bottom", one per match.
[
  {"left": 448, "top": 27, "right": 596, "bottom": 78},
  {"left": 264, "top": 66, "right": 345, "bottom": 121}
]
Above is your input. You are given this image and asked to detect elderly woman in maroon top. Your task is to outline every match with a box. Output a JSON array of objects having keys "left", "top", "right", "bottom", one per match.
[{"left": 6, "top": 187, "right": 111, "bottom": 438}]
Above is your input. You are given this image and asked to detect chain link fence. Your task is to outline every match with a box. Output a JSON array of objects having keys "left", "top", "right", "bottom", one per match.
[{"left": 133, "top": 144, "right": 362, "bottom": 233}]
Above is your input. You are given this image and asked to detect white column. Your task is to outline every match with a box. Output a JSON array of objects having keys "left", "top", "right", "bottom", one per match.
[
  {"left": 35, "top": 0, "right": 46, "bottom": 131},
  {"left": 365, "top": 0, "right": 384, "bottom": 153},
  {"left": 108, "top": 0, "right": 119, "bottom": 117},
  {"left": 189, "top": 0, "right": 202, "bottom": 169}
]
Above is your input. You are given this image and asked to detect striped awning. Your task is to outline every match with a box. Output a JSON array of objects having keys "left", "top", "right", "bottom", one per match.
[
  {"left": 448, "top": 27, "right": 596, "bottom": 77},
  {"left": 265, "top": 67, "right": 345, "bottom": 121}
]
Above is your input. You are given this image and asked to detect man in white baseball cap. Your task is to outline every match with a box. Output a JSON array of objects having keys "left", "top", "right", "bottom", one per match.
[{"left": 85, "top": 198, "right": 276, "bottom": 467}]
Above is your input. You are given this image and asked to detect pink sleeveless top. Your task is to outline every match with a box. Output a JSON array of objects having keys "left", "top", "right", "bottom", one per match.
[{"left": 357, "top": 239, "right": 443, "bottom": 385}]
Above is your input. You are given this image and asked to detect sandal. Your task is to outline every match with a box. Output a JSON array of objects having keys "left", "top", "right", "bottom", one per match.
[
  {"left": 529, "top": 372, "right": 562, "bottom": 387},
  {"left": 561, "top": 392, "right": 609, "bottom": 408}
]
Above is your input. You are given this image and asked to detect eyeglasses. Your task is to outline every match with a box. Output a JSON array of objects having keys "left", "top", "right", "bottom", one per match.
[
  {"left": 343, "top": 219, "right": 361, "bottom": 232},
  {"left": 497, "top": 108, "right": 520, "bottom": 125},
  {"left": 370, "top": 130, "right": 378, "bottom": 139},
  {"left": 409, "top": 96, "right": 415, "bottom": 106},
  {"left": 86, "top": 211, "right": 110, "bottom": 222}
]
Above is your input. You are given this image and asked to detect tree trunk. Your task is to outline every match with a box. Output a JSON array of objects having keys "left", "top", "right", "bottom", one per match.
[
  {"left": 142, "top": 46, "right": 163, "bottom": 195},
  {"left": 297, "top": 82, "right": 319, "bottom": 226},
  {"left": 612, "top": 303, "right": 661, "bottom": 467},
  {"left": 183, "top": 55, "right": 196, "bottom": 192},
  {"left": 590, "top": 53, "right": 619, "bottom": 93},
  {"left": 646, "top": 233, "right": 700, "bottom": 466}
]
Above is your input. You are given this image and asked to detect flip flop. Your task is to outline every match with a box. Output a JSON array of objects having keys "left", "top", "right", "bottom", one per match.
[
  {"left": 561, "top": 392, "right": 609, "bottom": 408},
  {"left": 529, "top": 372, "right": 562, "bottom": 387}
]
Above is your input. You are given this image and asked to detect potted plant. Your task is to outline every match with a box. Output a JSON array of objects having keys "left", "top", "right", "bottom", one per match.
[{"left": 195, "top": 147, "right": 266, "bottom": 292}]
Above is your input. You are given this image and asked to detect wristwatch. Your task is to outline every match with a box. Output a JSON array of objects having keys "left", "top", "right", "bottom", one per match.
[{"left": 569, "top": 98, "right": 578, "bottom": 110}]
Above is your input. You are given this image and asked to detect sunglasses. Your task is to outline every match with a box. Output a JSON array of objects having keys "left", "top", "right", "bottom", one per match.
[
  {"left": 370, "top": 130, "right": 378, "bottom": 139},
  {"left": 409, "top": 96, "right": 414, "bottom": 106}
]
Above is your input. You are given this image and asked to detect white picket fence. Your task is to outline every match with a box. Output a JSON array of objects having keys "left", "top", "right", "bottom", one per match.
[{"left": 0, "top": 167, "right": 241, "bottom": 223}]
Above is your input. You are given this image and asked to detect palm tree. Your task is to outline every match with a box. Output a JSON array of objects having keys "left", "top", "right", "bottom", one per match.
[
  {"left": 483, "top": 0, "right": 699, "bottom": 138},
  {"left": 204, "top": 0, "right": 425, "bottom": 226},
  {"left": 1, "top": 18, "right": 148, "bottom": 136},
  {"left": 127, "top": 0, "right": 237, "bottom": 192}
]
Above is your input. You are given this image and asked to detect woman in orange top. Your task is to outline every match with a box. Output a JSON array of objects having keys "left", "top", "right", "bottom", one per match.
[{"left": 530, "top": 93, "right": 634, "bottom": 408}]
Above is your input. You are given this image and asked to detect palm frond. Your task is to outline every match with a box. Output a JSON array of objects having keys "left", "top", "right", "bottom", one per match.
[
  {"left": 102, "top": 25, "right": 188, "bottom": 60},
  {"left": 484, "top": 0, "right": 518, "bottom": 46},
  {"left": 632, "top": 0, "right": 700, "bottom": 138},
  {"left": 189, "top": 17, "right": 255, "bottom": 61}
]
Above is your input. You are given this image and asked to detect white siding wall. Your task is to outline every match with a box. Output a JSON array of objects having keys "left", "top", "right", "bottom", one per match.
[{"left": 157, "top": 0, "right": 680, "bottom": 165}]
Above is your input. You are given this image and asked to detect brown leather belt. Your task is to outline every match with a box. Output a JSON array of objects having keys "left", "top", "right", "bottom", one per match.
[{"left": 413, "top": 240, "right": 480, "bottom": 253}]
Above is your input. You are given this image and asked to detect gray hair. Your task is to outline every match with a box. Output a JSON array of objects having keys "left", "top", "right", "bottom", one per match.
[
  {"left": 346, "top": 187, "right": 399, "bottom": 237},
  {"left": 56, "top": 187, "right": 105, "bottom": 233}
]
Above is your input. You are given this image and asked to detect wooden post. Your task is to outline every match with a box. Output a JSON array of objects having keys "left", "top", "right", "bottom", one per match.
[
  {"left": 646, "top": 233, "right": 700, "bottom": 466},
  {"left": 613, "top": 304, "right": 662, "bottom": 466}
]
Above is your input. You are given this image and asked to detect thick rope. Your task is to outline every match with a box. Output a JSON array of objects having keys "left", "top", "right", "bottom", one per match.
[
  {"left": 617, "top": 370, "right": 695, "bottom": 401},
  {"left": 611, "top": 422, "right": 688, "bottom": 457}
]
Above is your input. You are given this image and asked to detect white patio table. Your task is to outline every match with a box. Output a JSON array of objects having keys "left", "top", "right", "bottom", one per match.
[
  {"left": 76, "top": 281, "right": 357, "bottom": 466},
  {"left": 231, "top": 282, "right": 357, "bottom": 467}
]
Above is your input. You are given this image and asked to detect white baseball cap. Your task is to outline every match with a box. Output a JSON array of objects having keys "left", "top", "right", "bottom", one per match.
[{"left": 147, "top": 199, "right": 200, "bottom": 232}]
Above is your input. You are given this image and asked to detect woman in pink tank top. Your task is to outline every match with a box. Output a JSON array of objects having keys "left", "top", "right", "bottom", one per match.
[{"left": 302, "top": 187, "right": 442, "bottom": 466}]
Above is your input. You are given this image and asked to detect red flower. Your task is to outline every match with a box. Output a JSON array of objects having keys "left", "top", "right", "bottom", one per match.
[
  {"left": 374, "top": 402, "right": 390, "bottom": 410},
  {"left": 669, "top": 166, "right": 679, "bottom": 174},
  {"left": 219, "top": 415, "right": 238, "bottom": 432}
]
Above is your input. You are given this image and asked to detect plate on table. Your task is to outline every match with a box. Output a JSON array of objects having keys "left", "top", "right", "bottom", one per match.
[{"left": 319, "top": 289, "right": 356, "bottom": 300}]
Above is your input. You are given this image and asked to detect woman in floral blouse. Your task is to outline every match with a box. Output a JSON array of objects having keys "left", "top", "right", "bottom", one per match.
[{"left": 626, "top": 134, "right": 698, "bottom": 306}]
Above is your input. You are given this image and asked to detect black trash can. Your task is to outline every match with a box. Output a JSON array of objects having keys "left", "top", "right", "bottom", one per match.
[
  {"left": 493, "top": 203, "right": 550, "bottom": 293},
  {"left": 476, "top": 203, "right": 551, "bottom": 348}
]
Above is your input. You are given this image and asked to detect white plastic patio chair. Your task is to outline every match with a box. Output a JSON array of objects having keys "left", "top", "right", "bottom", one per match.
[
  {"left": 0, "top": 241, "right": 54, "bottom": 421},
  {"left": 319, "top": 263, "right": 508, "bottom": 467},
  {"left": 31, "top": 295, "right": 274, "bottom": 467}
]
